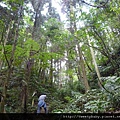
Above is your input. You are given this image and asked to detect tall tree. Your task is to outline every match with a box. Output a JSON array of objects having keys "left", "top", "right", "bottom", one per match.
[
  {"left": 86, "top": 30, "right": 102, "bottom": 88},
  {"left": 0, "top": 0, "right": 24, "bottom": 112}
]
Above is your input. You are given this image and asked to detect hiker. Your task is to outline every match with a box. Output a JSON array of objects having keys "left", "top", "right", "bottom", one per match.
[{"left": 37, "top": 94, "right": 48, "bottom": 113}]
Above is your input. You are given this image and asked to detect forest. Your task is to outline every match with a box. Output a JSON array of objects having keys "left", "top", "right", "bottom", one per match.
[{"left": 0, "top": 0, "right": 120, "bottom": 113}]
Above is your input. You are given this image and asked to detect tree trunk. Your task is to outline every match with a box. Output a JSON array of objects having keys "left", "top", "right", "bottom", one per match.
[
  {"left": 66, "top": 50, "right": 73, "bottom": 85},
  {"left": 86, "top": 32, "right": 103, "bottom": 88},
  {"left": 49, "top": 59, "right": 53, "bottom": 86},
  {"left": 0, "top": 23, "right": 11, "bottom": 70},
  {"left": 77, "top": 44, "right": 90, "bottom": 92},
  {"left": 21, "top": 85, "right": 27, "bottom": 113}
]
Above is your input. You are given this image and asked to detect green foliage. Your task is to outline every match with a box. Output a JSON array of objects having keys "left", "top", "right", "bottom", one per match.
[
  {"left": 54, "top": 89, "right": 111, "bottom": 113},
  {"left": 102, "top": 76, "right": 120, "bottom": 109},
  {"left": 1, "top": 0, "right": 120, "bottom": 114},
  {"left": 50, "top": 99, "right": 66, "bottom": 113},
  {"left": 3, "top": 0, "right": 24, "bottom": 5},
  {"left": 54, "top": 76, "right": 120, "bottom": 113},
  {"left": 57, "top": 88, "right": 72, "bottom": 102},
  {"left": 64, "top": 96, "right": 72, "bottom": 103},
  {"left": 73, "top": 81, "right": 85, "bottom": 93},
  {"left": 110, "top": 1, "right": 120, "bottom": 15},
  {"left": 37, "top": 52, "right": 62, "bottom": 61},
  {"left": 23, "top": 39, "right": 39, "bottom": 57},
  {"left": 44, "top": 18, "right": 62, "bottom": 29},
  {"left": 0, "top": 45, "right": 12, "bottom": 61},
  {"left": 84, "top": 99, "right": 110, "bottom": 113}
]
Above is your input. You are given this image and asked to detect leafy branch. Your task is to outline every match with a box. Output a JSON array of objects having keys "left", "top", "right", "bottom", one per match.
[{"left": 81, "top": 0, "right": 109, "bottom": 8}]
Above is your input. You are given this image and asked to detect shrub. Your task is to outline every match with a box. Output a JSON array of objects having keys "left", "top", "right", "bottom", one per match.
[{"left": 102, "top": 76, "right": 120, "bottom": 109}]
